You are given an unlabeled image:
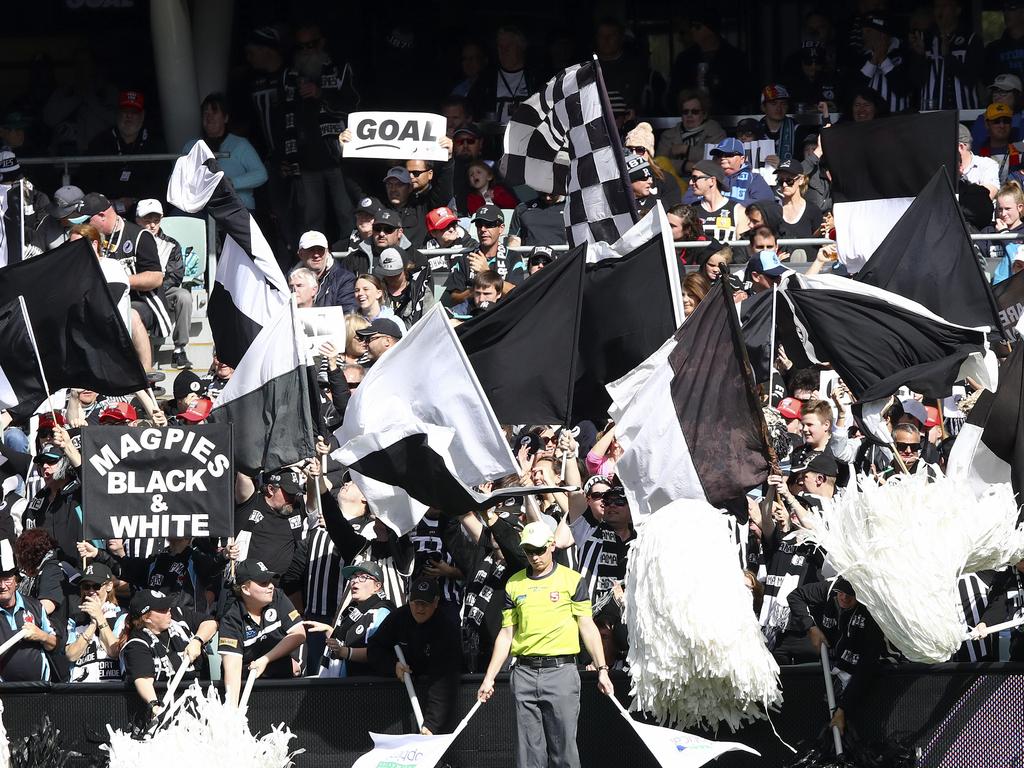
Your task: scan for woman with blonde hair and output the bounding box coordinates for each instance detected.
[987,181,1024,282]
[626,121,682,207]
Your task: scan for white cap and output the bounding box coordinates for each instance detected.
[520,521,555,549]
[298,230,329,250]
[136,198,163,218]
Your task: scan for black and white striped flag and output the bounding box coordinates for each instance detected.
[821,111,959,274]
[502,60,637,247]
[166,141,289,368]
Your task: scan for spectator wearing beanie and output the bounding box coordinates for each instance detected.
[625,122,681,207]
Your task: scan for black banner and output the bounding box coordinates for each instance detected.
[994,270,1024,339]
[81,425,233,539]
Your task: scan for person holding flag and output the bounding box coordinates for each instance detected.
[477,521,613,768]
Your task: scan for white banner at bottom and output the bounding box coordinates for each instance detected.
[351,700,482,768]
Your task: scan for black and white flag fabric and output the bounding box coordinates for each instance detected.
[456,243,586,425]
[502,60,637,247]
[573,203,684,424]
[993,269,1024,339]
[855,166,1002,333]
[947,339,1024,505]
[821,110,958,274]
[81,424,234,539]
[607,278,772,517]
[781,272,995,403]
[209,302,314,476]
[166,141,289,368]
[0,298,39,411]
[0,238,148,419]
[333,304,535,535]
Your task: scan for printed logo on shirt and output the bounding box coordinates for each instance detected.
[249,510,264,524]
[265,608,277,623]
[221,637,238,648]
[288,610,300,621]
[549,591,560,603]
[123,239,133,254]
[288,515,302,530]
[356,625,365,635]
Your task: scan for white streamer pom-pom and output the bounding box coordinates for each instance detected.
[801,473,1024,664]
[624,499,782,732]
[105,684,301,768]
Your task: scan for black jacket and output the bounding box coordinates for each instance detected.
[788,580,884,709]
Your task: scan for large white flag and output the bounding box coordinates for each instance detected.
[352,701,482,768]
[333,304,520,535]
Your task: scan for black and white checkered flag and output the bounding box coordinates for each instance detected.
[502,61,637,247]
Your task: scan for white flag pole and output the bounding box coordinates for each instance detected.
[18,296,58,425]
[968,614,1024,639]
[239,667,261,710]
[160,653,193,708]
[394,644,425,731]
[0,628,27,658]
[767,283,778,398]
[820,643,844,756]
[18,181,26,262]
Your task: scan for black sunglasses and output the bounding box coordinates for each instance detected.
[588,490,609,500]
[522,545,547,556]
[373,224,397,233]
[895,442,920,453]
[990,117,1013,125]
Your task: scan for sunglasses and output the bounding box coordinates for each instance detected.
[779,177,799,186]
[680,108,703,115]
[79,582,101,592]
[455,137,479,145]
[895,442,920,453]
[522,545,547,556]
[372,224,397,233]
[587,490,610,500]
[689,174,710,184]
[604,494,627,506]
[407,169,430,177]
[990,117,1013,125]
[626,146,648,154]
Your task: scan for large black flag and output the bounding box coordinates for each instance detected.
[822,110,958,273]
[456,244,585,425]
[855,167,1003,334]
[783,273,990,402]
[0,239,147,419]
[0,299,39,412]
[573,228,681,424]
[739,288,813,384]
[610,278,772,515]
[948,345,1024,505]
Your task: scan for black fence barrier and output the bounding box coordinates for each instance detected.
[1,664,1022,767]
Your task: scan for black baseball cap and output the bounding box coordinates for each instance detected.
[355,317,404,341]
[776,159,803,176]
[33,445,65,465]
[833,577,856,597]
[471,205,504,225]
[81,192,112,217]
[375,208,402,229]
[80,562,115,585]
[453,123,483,139]
[790,452,839,478]
[528,246,554,266]
[342,562,385,582]
[129,589,173,618]
[264,468,304,496]
[235,559,277,584]
[173,370,207,401]
[356,196,382,217]
[409,576,439,602]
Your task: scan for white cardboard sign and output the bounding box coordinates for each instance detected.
[343,112,448,161]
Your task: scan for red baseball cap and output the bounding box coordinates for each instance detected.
[99,402,138,424]
[118,90,144,112]
[924,405,941,429]
[37,412,68,429]
[178,397,213,423]
[777,397,803,420]
[426,207,458,232]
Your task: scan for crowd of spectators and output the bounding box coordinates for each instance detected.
[0,1,1023,746]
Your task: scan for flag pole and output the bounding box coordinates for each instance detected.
[591,54,639,223]
[394,644,426,731]
[768,284,778,400]
[820,643,844,756]
[17,296,58,425]
[19,180,26,262]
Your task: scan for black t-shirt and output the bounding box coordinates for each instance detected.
[102,220,163,303]
[121,605,207,683]
[691,198,743,242]
[234,492,304,578]
[778,200,824,240]
[509,199,567,247]
[217,590,302,678]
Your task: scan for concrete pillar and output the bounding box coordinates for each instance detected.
[192,0,235,102]
[150,0,201,152]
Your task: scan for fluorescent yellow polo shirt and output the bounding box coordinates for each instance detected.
[502,563,591,657]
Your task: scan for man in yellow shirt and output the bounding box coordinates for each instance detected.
[478,522,613,768]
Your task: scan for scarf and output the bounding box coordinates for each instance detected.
[282,58,349,168]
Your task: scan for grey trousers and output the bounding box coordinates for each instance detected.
[511,663,581,768]
[164,286,193,349]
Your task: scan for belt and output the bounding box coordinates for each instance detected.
[515,655,576,669]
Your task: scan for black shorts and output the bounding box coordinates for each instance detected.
[131,300,157,334]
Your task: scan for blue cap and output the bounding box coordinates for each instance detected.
[710,137,745,157]
[745,250,789,280]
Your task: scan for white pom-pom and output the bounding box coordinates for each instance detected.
[104,684,301,768]
[801,473,1024,664]
[624,499,782,731]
